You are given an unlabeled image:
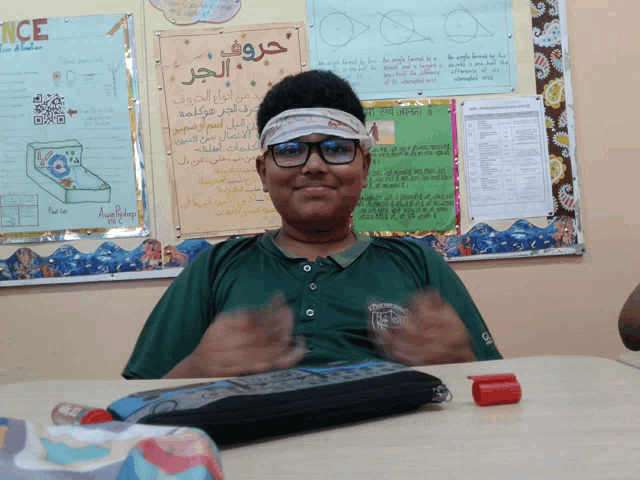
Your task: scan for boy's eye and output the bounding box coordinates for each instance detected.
[274,142,306,156]
[322,140,353,154]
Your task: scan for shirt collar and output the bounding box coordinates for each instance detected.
[261,229,370,268]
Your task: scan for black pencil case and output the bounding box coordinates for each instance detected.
[107,360,451,446]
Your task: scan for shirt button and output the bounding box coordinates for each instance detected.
[309,283,318,291]
[306,309,315,317]
[303,264,311,273]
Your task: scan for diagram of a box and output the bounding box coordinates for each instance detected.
[26,140,111,204]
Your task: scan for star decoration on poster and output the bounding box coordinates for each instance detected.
[250,80,256,87]
[236,63,243,70]
[286,32,292,39]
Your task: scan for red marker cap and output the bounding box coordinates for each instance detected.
[51,403,113,425]
[467,373,522,406]
[80,408,113,425]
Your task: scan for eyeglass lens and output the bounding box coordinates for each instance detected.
[271,139,357,166]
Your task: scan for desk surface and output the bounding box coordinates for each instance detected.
[618,349,640,368]
[1,355,639,479]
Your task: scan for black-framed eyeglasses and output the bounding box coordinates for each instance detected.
[267,139,360,168]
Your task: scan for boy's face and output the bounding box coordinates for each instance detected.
[256,133,371,232]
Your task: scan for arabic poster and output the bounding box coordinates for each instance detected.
[307,0,517,99]
[354,100,459,235]
[155,23,307,238]
[150,0,241,25]
[0,14,148,244]
[461,96,554,221]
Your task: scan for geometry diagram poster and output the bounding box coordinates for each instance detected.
[308,0,517,99]
[0,14,148,243]
[155,23,307,238]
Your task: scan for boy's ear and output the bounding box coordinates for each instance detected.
[362,151,372,188]
[256,155,268,192]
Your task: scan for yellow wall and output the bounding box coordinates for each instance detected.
[1,0,636,384]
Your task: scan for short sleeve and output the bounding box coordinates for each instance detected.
[420,245,503,361]
[122,248,217,379]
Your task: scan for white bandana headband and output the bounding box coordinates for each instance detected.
[259,107,376,151]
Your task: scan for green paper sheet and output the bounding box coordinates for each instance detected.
[355,104,456,233]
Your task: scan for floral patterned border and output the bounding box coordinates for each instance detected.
[531,0,575,217]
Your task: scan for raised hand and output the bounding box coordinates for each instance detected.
[375,290,475,366]
[164,294,307,378]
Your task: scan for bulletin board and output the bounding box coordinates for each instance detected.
[0,0,583,286]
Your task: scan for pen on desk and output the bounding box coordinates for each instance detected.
[51,403,113,425]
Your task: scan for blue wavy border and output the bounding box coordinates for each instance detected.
[411,216,576,259]
[0,218,577,282]
[0,239,162,281]
[164,217,576,263]
[163,239,213,267]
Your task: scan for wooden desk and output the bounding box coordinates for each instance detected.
[1,356,639,479]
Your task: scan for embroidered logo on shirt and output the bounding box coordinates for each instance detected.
[368,302,409,335]
[482,332,494,345]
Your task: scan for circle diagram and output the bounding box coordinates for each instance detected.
[320,12,354,48]
[380,10,414,45]
[445,9,481,43]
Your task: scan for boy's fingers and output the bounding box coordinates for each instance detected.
[409,290,446,319]
[422,289,446,310]
[264,293,286,315]
[273,336,308,369]
[253,296,294,345]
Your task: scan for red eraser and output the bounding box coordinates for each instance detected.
[467,373,522,406]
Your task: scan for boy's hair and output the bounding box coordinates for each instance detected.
[256,70,365,136]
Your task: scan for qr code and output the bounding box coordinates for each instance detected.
[33,94,65,125]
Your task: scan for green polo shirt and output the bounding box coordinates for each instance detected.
[123,232,501,378]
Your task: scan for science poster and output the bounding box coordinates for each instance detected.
[0,14,147,243]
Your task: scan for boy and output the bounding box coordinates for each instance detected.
[123,70,501,379]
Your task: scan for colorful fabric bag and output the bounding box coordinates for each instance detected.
[0,417,224,479]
